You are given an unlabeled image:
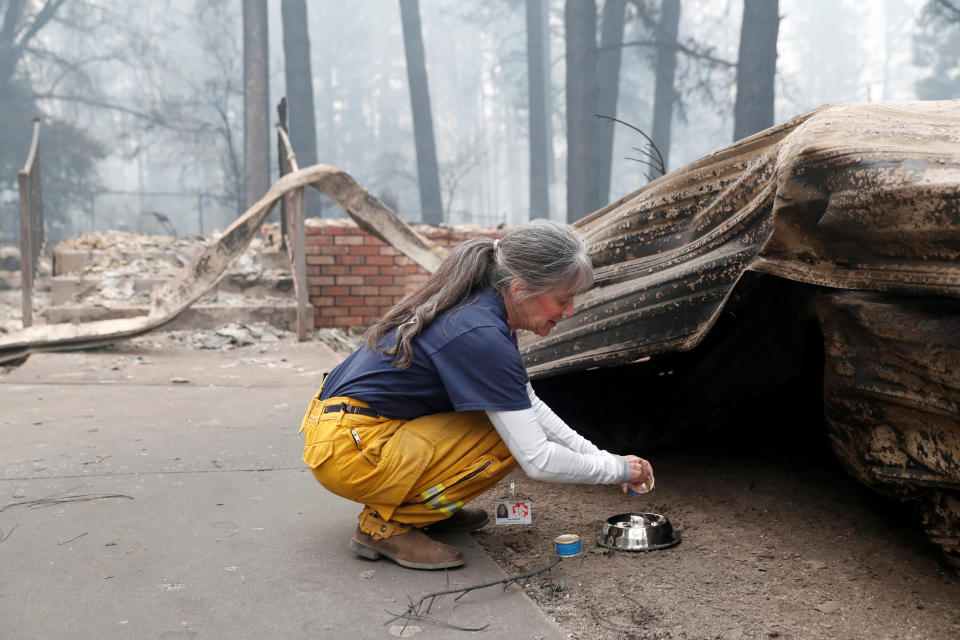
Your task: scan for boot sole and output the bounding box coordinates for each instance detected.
[349,537,464,570]
[424,512,490,533]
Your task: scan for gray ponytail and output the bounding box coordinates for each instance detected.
[364,219,593,367]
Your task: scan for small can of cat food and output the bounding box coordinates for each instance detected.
[554,533,581,556]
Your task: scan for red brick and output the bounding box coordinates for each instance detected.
[366,296,395,306]
[325,265,350,275]
[341,316,366,326]
[354,265,379,276]
[340,254,363,265]
[366,275,393,286]
[380,286,406,296]
[379,265,404,276]
[350,306,380,316]
[308,286,322,296]
[336,275,364,286]
[366,255,394,266]
[320,306,348,316]
[405,264,422,274]
[306,266,321,276]
[350,245,381,256]
[350,286,379,296]
[334,234,364,245]
[380,246,401,256]
[393,255,411,265]
[336,296,363,306]
[326,245,350,255]
[306,234,332,245]
[324,226,346,235]
[324,286,349,296]
[312,296,334,307]
[306,255,335,265]
[307,275,335,286]
[364,235,385,245]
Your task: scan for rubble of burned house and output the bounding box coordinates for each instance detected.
[0,218,500,354]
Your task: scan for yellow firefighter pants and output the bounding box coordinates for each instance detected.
[299,392,516,540]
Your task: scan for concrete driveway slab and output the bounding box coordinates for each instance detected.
[0,343,567,640]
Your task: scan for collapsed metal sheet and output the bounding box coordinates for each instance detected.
[520,100,960,377]
[0,165,445,364]
[520,99,960,568]
[814,292,960,564]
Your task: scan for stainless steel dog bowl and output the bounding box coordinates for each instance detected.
[596,512,680,551]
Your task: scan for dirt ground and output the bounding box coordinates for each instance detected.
[472,445,960,640]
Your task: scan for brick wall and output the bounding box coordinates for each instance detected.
[301,218,500,330]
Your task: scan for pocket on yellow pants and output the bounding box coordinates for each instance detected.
[354,426,434,508]
[303,440,334,468]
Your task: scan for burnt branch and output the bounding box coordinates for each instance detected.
[934,0,960,20]
[386,556,562,633]
[595,115,666,177]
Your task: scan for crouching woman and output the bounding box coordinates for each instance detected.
[299,219,653,569]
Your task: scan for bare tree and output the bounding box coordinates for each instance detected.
[914,0,960,99]
[525,0,550,219]
[281,0,321,218]
[733,0,779,141]
[651,0,681,173]
[565,0,598,222]
[243,0,270,212]
[595,0,627,205]
[399,0,443,225]
[0,0,106,241]
[0,0,67,88]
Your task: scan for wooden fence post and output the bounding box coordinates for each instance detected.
[276,110,310,341]
[18,119,43,328]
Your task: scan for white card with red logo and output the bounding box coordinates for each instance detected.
[494,499,532,525]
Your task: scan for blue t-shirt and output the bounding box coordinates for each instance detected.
[320,287,532,420]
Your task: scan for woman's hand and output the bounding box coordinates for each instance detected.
[619,455,654,493]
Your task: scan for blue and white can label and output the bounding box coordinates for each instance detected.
[555,533,581,556]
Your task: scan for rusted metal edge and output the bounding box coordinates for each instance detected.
[522,100,960,379]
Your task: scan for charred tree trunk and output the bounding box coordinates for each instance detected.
[243,0,271,213]
[733,0,780,141]
[526,0,551,219]
[399,0,443,224]
[281,0,322,218]
[595,0,626,204]
[565,0,599,222]
[651,0,681,174]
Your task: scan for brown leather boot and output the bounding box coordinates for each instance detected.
[424,508,489,533]
[349,526,464,570]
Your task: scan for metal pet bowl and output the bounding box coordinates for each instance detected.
[596,512,680,551]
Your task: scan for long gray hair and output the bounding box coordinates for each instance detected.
[364,219,593,367]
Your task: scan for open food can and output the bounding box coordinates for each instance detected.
[554,533,581,556]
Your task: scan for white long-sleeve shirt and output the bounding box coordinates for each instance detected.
[486,383,631,484]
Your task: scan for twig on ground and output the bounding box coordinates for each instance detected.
[58,532,87,545]
[391,612,489,633]
[0,524,17,542]
[1,491,134,513]
[386,556,562,632]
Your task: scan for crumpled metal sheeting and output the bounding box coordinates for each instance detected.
[814,291,960,567]
[522,100,960,378]
[814,292,960,486]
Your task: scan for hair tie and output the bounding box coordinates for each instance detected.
[493,238,500,252]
